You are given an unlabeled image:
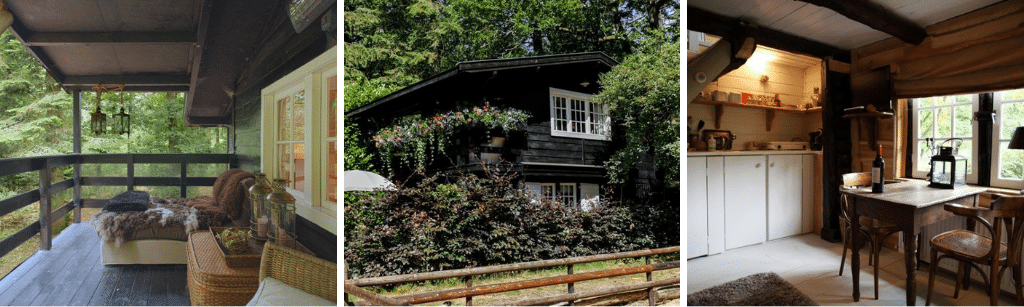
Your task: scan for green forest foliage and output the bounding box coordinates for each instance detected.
[0,31,226,199]
[343,0,680,176]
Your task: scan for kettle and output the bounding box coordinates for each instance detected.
[809,128,823,150]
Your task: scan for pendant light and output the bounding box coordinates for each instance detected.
[90,84,107,135]
[111,86,130,135]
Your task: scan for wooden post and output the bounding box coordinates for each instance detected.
[645,256,653,306]
[39,158,52,251]
[465,276,473,306]
[180,162,188,198]
[126,154,135,190]
[72,89,82,223]
[568,264,575,306]
[645,256,652,281]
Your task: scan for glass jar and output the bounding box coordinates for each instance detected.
[248,173,273,241]
[267,179,297,248]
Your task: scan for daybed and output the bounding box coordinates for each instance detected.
[91,169,255,265]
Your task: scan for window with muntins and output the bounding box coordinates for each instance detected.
[261,46,337,233]
[912,94,978,184]
[992,88,1024,187]
[550,88,609,140]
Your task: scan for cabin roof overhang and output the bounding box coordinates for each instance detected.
[3,0,294,126]
[345,52,619,121]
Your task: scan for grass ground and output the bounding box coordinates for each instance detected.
[352,257,681,306]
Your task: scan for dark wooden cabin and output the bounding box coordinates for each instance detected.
[347,52,636,206]
[0,1,337,305]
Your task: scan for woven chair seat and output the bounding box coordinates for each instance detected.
[930,229,1008,261]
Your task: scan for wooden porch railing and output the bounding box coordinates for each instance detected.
[0,153,234,260]
[344,246,681,306]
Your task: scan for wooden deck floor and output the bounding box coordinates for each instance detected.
[0,222,189,306]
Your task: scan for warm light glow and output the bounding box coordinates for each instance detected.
[746,49,776,75]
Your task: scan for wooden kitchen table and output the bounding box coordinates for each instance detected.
[841,180,985,306]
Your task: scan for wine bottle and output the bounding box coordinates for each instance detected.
[872,145,884,193]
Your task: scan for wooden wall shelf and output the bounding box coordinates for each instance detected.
[690,98,823,131]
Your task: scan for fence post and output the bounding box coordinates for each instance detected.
[180,162,188,198]
[645,256,653,306]
[465,275,473,306]
[73,156,82,223]
[38,158,52,251]
[568,263,575,306]
[126,154,135,191]
[72,89,82,223]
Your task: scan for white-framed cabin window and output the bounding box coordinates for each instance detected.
[525,182,600,211]
[261,45,337,234]
[550,88,610,140]
[992,88,1024,189]
[911,94,979,184]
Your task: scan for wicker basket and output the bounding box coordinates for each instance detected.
[260,242,337,302]
[187,231,260,306]
[210,227,315,268]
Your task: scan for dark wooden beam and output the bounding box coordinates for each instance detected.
[63,75,190,87]
[7,19,65,82]
[22,32,196,46]
[688,6,850,62]
[795,0,927,45]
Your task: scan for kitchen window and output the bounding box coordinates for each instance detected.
[550,88,610,140]
[911,94,979,184]
[260,46,337,233]
[992,88,1024,188]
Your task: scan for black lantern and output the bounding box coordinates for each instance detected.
[111,107,129,135]
[928,143,967,189]
[89,96,106,135]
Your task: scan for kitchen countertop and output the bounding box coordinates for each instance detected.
[687,150,821,156]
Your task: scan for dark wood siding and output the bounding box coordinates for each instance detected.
[229,3,337,260]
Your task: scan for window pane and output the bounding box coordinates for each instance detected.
[293,143,305,192]
[954,105,972,138]
[1002,102,1024,139]
[278,144,292,185]
[959,140,973,173]
[918,110,933,138]
[935,96,951,106]
[918,97,934,108]
[954,95,973,103]
[292,90,305,140]
[328,75,337,138]
[1000,141,1024,180]
[936,107,952,138]
[1002,89,1024,101]
[918,141,932,172]
[559,183,575,207]
[327,141,337,203]
[277,96,291,141]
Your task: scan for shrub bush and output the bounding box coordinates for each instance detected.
[344,165,661,279]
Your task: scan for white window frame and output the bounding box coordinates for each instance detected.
[260,45,337,234]
[911,94,979,185]
[559,183,576,208]
[549,88,610,141]
[991,89,1024,189]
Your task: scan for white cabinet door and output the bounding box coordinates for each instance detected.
[707,156,725,255]
[802,154,815,234]
[724,155,767,250]
[687,157,709,259]
[768,155,804,240]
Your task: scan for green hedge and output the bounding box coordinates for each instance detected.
[344,169,662,279]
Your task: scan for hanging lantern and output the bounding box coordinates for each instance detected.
[89,90,106,135]
[248,173,273,241]
[928,140,967,189]
[267,179,297,248]
[110,88,130,135]
[111,107,130,135]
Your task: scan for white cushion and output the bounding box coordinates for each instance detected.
[246,277,334,306]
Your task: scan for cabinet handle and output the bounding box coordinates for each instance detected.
[755,163,761,168]
[770,162,775,167]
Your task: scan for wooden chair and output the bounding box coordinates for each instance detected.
[925,194,1024,306]
[839,172,901,299]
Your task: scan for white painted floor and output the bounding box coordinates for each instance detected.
[687,234,1020,306]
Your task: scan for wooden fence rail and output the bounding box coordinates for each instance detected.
[0,153,234,260]
[344,246,680,306]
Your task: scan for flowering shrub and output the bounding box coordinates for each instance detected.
[372,103,529,172]
[344,164,658,279]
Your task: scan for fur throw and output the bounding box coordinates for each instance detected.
[212,169,254,220]
[91,197,231,246]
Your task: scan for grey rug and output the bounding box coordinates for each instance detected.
[687,272,818,306]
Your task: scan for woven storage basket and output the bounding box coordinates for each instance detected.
[187,231,260,306]
[260,242,337,302]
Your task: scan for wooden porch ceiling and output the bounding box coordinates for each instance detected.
[4,0,285,126]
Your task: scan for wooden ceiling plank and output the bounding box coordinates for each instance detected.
[688,6,850,62]
[795,0,928,45]
[23,32,196,46]
[63,75,190,86]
